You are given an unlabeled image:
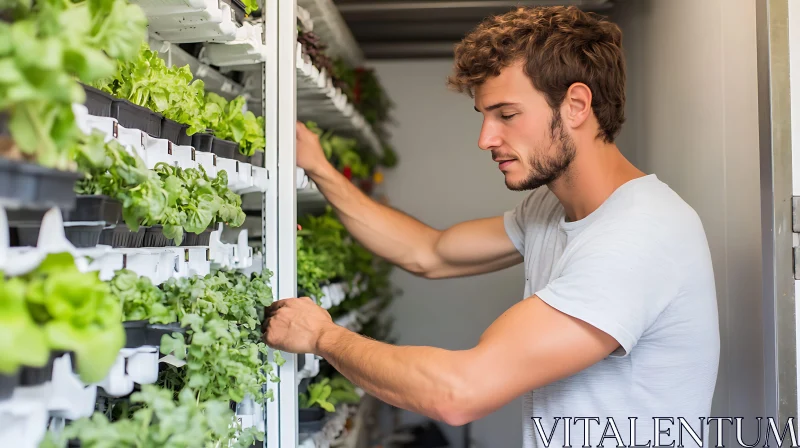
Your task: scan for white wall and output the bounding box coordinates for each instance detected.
[611,0,764,432]
[370,59,526,448]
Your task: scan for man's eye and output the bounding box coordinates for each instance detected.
[501,114,517,120]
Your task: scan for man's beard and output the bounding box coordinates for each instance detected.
[507,111,576,191]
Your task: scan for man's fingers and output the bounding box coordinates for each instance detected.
[265,301,287,313]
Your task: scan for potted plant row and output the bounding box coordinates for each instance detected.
[72,137,246,248]
[0,0,148,214]
[8,195,123,248]
[0,114,82,209]
[83,85,266,168]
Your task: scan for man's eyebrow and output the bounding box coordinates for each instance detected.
[474,102,519,112]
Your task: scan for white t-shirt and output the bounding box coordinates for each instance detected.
[504,174,720,448]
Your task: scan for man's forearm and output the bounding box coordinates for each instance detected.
[315,323,471,423]
[309,164,441,275]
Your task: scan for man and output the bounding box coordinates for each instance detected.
[264,5,719,447]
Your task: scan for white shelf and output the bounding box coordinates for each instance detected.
[296,0,364,67]
[333,298,384,332]
[202,22,268,67]
[140,0,240,43]
[297,5,314,33]
[149,35,246,102]
[299,404,355,448]
[296,43,383,156]
[331,395,376,448]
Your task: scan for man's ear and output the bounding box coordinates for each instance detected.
[563,82,593,129]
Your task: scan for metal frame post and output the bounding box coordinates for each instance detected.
[756,0,796,423]
[276,0,299,446]
[264,0,281,445]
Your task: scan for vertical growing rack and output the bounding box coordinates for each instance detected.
[1,0,276,444]
[267,0,397,446]
[0,0,393,444]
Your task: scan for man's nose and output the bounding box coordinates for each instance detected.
[478,122,502,150]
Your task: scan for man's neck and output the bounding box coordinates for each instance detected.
[548,143,645,222]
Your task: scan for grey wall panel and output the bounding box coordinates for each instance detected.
[611,0,765,436]
[371,58,526,448]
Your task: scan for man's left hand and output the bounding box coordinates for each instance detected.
[262,297,334,354]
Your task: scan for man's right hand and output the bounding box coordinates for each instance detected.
[296,121,330,177]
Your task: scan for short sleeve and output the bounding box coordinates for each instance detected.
[504,208,525,254]
[503,190,546,255]
[535,223,680,357]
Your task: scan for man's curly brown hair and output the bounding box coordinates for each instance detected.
[448,6,626,143]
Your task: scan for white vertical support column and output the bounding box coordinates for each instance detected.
[788,0,800,419]
[263,0,280,445]
[276,0,299,447]
[757,0,796,424]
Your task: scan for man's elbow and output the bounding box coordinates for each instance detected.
[438,408,478,427]
[405,252,446,279]
[429,386,482,427]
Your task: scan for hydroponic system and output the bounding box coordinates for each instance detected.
[0,0,398,446]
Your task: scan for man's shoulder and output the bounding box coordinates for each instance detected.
[594,176,699,223]
[591,179,709,251]
[516,187,563,221]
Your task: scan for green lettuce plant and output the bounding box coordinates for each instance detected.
[0,253,125,384]
[241,0,257,15]
[74,136,168,230]
[300,374,360,413]
[203,93,264,156]
[39,385,263,448]
[0,274,50,375]
[0,0,146,168]
[306,121,370,179]
[95,44,265,156]
[111,269,176,324]
[74,137,244,243]
[154,270,281,403]
[95,43,208,136]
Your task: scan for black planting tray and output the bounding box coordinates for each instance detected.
[181,228,212,246]
[0,111,8,136]
[82,84,115,117]
[124,321,186,348]
[10,196,122,248]
[233,147,250,164]
[298,407,328,433]
[143,225,175,247]
[177,127,193,146]
[99,224,147,248]
[192,132,214,152]
[0,372,19,400]
[250,151,264,168]
[0,158,80,210]
[63,195,122,224]
[160,118,189,146]
[16,224,105,248]
[210,136,237,158]
[111,99,162,137]
[18,353,58,387]
[181,232,198,246]
[197,228,212,245]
